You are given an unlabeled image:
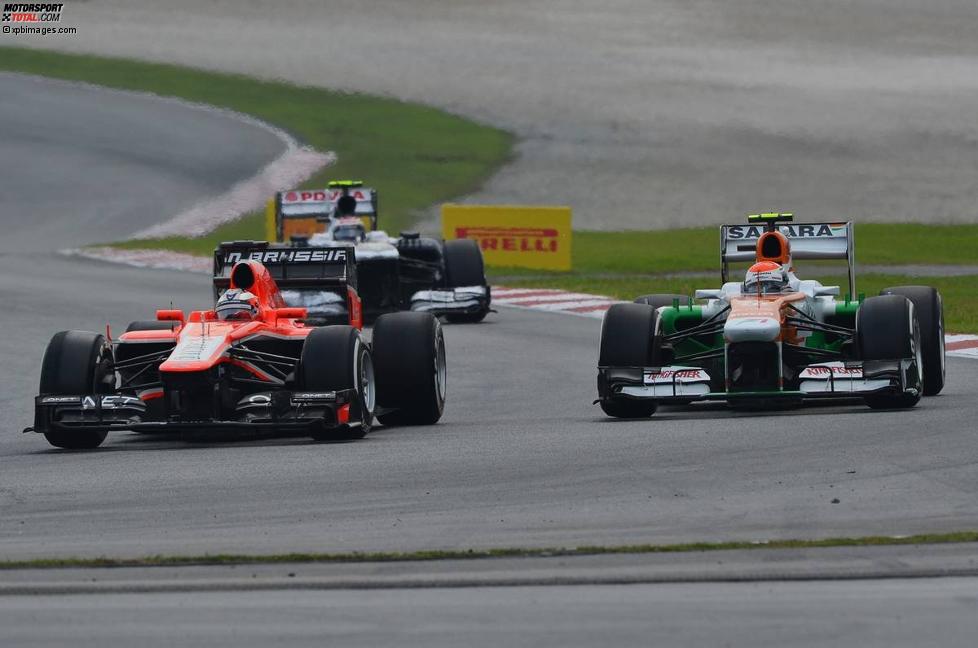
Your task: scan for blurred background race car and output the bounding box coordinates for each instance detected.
[267,180,491,322]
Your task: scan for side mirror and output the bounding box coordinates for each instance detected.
[274,307,307,320]
[814,286,841,297]
[156,309,185,323]
[694,289,723,300]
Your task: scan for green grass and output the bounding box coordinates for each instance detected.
[3,531,977,570]
[0,46,513,247]
[494,224,978,278]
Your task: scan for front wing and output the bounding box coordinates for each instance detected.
[598,360,919,404]
[409,286,490,317]
[26,389,359,436]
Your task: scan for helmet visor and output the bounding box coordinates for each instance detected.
[744,278,788,295]
[333,224,364,241]
[216,302,257,320]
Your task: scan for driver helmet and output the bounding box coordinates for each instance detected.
[216,288,259,321]
[336,194,358,217]
[330,217,366,242]
[744,261,789,295]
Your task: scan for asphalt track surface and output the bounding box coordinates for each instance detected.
[3,75,978,645]
[3,576,978,648]
[15,0,978,228]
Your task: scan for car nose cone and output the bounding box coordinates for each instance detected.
[724,317,781,343]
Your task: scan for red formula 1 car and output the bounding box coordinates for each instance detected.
[26,244,447,449]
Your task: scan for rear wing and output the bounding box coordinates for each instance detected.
[269,186,379,242]
[213,241,357,299]
[720,222,855,296]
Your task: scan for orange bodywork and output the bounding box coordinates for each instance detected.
[723,230,806,343]
[756,231,792,265]
[282,216,324,242]
[727,292,807,344]
[118,260,360,383]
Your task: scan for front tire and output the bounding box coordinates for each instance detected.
[857,295,923,409]
[880,286,945,396]
[444,239,489,323]
[300,326,374,441]
[597,303,659,418]
[373,312,446,426]
[599,399,657,418]
[39,331,113,449]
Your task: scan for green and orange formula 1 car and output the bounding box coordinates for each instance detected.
[597,213,945,418]
[27,244,447,449]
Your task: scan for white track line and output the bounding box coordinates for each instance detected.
[132,148,333,240]
[493,287,622,319]
[946,334,978,358]
[19,72,336,257]
[500,292,618,305]
[69,247,212,273]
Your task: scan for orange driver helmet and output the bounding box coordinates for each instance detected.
[744,261,789,294]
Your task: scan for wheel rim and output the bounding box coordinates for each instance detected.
[912,306,923,393]
[360,348,376,415]
[94,341,114,394]
[938,296,946,382]
[434,327,447,403]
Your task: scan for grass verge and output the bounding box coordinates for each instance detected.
[0,46,513,246]
[3,531,977,570]
[495,224,978,277]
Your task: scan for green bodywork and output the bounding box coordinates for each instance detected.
[658,299,861,368]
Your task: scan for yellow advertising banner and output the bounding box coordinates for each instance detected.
[441,205,572,271]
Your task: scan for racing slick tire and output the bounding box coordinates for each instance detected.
[857,295,923,410]
[880,286,945,396]
[373,312,446,426]
[300,326,375,441]
[598,303,659,418]
[125,321,178,333]
[39,331,113,449]
[633,294,690,310]
[444,239,489,323]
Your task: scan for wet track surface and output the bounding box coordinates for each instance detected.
[19,0,978,229]
[2,72,978,646]
[2,287,978,559]
[3,576,978,648]
[1,75,977,560]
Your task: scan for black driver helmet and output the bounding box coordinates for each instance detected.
[336,195,358,217]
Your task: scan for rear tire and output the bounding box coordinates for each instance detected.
[300,326,374,441]
[597,303,659,418]
[880,286,945,396]
[444,239,489,323]
[857,295,922,409]
[373,312,446,426]
[39,331,112,449]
